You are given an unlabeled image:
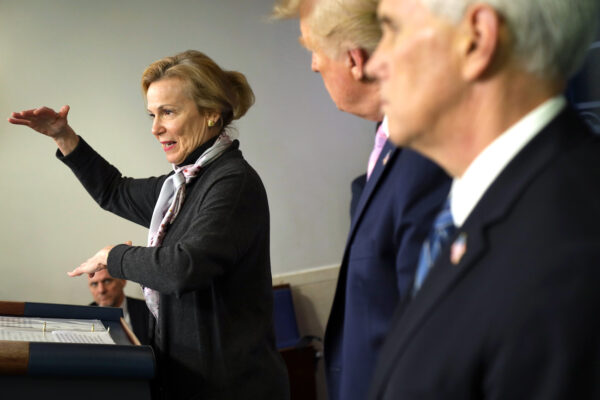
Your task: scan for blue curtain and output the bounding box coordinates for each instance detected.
[567,22,600,134]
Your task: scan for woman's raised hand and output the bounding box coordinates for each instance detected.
[8,105,79,155]
[67,244,112,278]
[9,105,71,137]
[68,241,132,278]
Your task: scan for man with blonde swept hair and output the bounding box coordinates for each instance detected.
[366,0,600,398]
[274,0,384,120]
[272,1,450,399]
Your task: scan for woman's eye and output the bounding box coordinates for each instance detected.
[148,113,155,119]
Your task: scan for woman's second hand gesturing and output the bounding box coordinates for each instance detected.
[67,241,132,278]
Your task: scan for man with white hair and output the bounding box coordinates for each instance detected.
[366,0,600,398]
[272,1,450,399]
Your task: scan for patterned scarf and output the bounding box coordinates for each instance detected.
[143,133,233,319]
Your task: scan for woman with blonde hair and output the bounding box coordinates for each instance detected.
[9,50,289,400]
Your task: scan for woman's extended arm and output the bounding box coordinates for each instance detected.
[8,105,80,156]
[11,105,164,227]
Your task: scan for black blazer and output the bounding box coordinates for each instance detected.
[369,106,600,399]
[66,138,289,400]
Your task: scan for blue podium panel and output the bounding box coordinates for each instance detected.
[2,376,152,400]
[0,301,155,400]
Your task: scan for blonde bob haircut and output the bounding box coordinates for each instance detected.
[272,0,381,59]
[141,50,255,131]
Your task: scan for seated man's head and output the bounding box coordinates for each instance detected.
[88,269,126,307]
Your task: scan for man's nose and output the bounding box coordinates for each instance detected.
[152,117,165,136]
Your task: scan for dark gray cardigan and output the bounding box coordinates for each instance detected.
[60,137,289,400]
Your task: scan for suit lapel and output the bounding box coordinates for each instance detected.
[348,141,398,241]
[325,141,398,342]
[372,107,590,395]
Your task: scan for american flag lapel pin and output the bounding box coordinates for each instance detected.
[382,150,391,166]
[450,232,467,265]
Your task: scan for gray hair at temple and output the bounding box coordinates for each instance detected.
[272,0,381,58]
[421,0,600,80]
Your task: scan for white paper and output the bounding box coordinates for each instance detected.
[52,330,115,344]
[0,316,115,344]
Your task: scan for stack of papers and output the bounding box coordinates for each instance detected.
[0,316,115,344]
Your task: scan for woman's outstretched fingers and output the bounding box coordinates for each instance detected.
[67,244,113,277]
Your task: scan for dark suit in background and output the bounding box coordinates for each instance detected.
[126,296,151,345]
[91,296,151,345]
[567,16,600,133]
[369,107,600,399]
[325,140,450,400]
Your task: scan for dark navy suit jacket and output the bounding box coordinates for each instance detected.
[325,140,450,400]
[350,173,367,219]
[368,107,600,399]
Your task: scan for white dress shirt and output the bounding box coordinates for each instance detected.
[450,96,567,227]
[381,116,389,138]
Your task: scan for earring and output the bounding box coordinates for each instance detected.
[207,120,215,127]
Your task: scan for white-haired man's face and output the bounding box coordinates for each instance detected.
[88,268,126,307]
[367,0,463,150]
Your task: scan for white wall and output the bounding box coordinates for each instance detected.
[0,0,372,304]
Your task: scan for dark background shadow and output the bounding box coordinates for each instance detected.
[567,22,600,133]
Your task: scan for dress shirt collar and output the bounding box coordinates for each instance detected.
[450,95,566,227]
[381,116,390,138]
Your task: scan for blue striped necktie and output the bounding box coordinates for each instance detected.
[412,198,456,295]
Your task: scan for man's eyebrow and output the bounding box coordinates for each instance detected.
[378,15,393,27]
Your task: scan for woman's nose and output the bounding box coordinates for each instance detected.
[152,117,164,136]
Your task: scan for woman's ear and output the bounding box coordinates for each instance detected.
[206,111,221,128]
